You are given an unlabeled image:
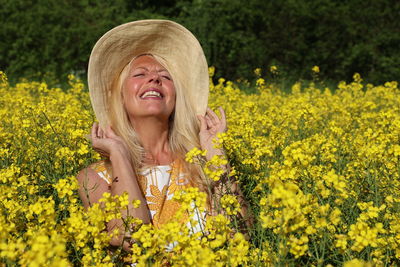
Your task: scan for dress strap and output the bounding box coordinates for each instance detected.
[90,160,112,184]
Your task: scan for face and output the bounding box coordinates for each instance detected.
[122,55,176,123]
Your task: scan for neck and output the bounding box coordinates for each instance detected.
[131,116,173,165]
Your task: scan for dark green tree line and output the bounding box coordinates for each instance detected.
[1,0,399,84]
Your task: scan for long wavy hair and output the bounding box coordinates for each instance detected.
[108,54,207,192]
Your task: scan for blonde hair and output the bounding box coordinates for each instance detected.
[108,54,207,191]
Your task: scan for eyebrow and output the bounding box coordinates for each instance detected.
[132,67,169,72]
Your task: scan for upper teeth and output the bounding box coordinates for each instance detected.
[141,91,161,98]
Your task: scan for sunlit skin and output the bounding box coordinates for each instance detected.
[120,55,176,165]
[78,55,228,250]
[123,55,176,124]
[3,69,400,265]
[93,55,227,163]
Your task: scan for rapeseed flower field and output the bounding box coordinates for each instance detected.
[1,69,400,266]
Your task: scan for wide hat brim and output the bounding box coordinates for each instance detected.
[88,19,209,127]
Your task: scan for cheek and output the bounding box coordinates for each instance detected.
[122,81,138,100]
[123,79,141,94]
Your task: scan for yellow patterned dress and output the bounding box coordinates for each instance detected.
[91,159,205,231]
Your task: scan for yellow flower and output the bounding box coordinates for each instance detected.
[343,259,373,267]
[220,194,241,215]
[270,65,278,73]
[2,68,400,265]
[185,147,207,163]
[312,65,320,73]
[208,66,215,78]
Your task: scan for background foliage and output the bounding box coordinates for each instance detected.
[1,0,399,84]
[1,69,400,265]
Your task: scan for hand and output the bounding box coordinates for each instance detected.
[197,107,227,161]
[90,123,130,161]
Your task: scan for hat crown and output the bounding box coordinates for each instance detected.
[88,19,209,127]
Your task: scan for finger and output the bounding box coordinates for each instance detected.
[91,123,98,140]
[219,107,227,130]
[97,125,104,138]
[207,107,219,125]
[205,114,214,128]
[197,115,207,132]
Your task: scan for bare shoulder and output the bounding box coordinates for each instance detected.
[76,165,100,184]
[77,160,112,182]
[76,160,111,209]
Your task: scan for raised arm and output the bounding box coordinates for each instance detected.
[197,106,227,210]
[197,107,253,227]
[77,123,151,250]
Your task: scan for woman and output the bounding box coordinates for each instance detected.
[77,20,245,250]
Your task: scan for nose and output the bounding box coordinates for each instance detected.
[148,72,161,84]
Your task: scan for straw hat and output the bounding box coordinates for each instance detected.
[88,19,209,127]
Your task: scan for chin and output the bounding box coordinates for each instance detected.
[138,110,172,120]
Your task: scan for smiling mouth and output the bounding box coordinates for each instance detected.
[140,90,163,99]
